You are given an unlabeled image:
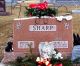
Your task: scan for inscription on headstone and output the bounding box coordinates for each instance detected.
[0,0,5,12]
[18,41,34,48]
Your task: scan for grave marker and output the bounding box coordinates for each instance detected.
[0,0,6,15]
[13,16,73,57]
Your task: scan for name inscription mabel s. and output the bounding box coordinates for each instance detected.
[29,25,56,31]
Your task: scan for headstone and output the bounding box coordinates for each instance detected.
[13,16,73,57]
[0,0,6,15]
[42,0,55,3]
[71,45,80,62]
[5,0,17,6]
[72,10,80,14]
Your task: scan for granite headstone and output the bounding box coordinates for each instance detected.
[0,0,5,12]
[5,0,17,6]
[0,0,7,15]
[13,16,73,58]
[71,45,80,62]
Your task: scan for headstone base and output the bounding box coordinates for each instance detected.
[0,12,10,16]
[1,51,26,63]
[1,52,15,63]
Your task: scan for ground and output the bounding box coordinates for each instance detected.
[0,4,80,59]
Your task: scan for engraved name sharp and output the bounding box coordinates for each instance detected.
[29,25,56,31]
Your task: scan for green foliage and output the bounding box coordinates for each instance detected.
[46,8,58,16]
[22,54,37,66]
[51,58,73,66]
[24,7,58,18]
[50,56,63,65]
[23,61,37,66]
[61,59,73,66]
[10,54,37,66]
[16,56,23,63]
[14,56,23,66]
[9,53,73,66]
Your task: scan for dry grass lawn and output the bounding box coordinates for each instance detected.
[0,5,80,58]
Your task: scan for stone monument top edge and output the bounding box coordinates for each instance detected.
[14,16,55,20]
[14,15,72,21]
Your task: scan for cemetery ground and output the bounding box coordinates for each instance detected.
[0,4,80,65]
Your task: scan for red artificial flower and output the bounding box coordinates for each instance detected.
[37,1,48,10]
[44,1,48,8]
[29,1,48,10]
[29,4,37,8]
[54,63,63,66]
[37,3,45,10]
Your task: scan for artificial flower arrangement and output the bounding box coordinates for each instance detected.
[36,41,63,66]
[51,49,63,66]
[24,1,58,18]
[36,49,63,66]
[9,45,73,66]
[9,42,73,66]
